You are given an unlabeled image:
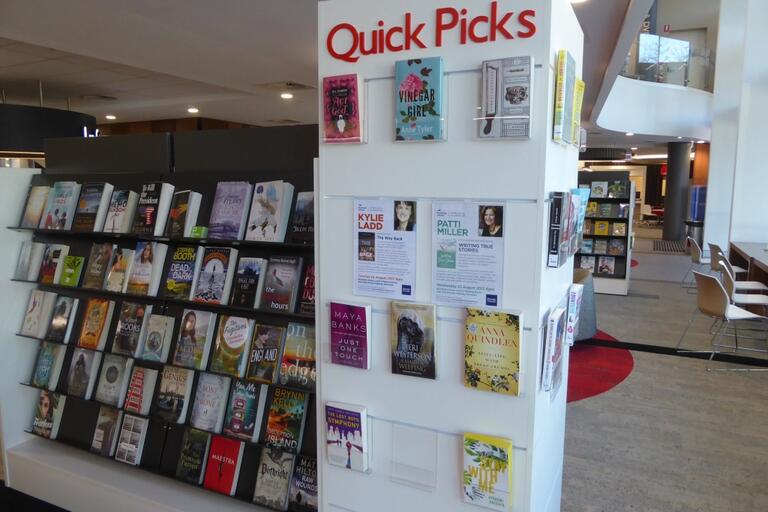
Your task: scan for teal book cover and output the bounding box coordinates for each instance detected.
[395,57,444,141]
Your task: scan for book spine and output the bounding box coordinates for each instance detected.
[547,193,564,268]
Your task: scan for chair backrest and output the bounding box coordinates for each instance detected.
[641,204,653,215]
[719,261,736,299]
[717,253,736,277]
[693,271,730,319]
[688,236,705,264]
[707,242,724,272]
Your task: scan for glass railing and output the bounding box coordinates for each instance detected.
[621,32,714,92]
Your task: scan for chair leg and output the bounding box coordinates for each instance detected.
[734,321,739,351]
[675,308,699,352]
[708,319,768,372]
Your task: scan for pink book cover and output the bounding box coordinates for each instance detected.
[330,302,368,369]
[322,74,362,143]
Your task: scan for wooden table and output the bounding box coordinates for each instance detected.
[730,242,768,284]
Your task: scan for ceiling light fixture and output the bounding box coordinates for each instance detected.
[280,92,294,100]
[187,107,199,114]
[625,132,634,136]
[105,115,116,120]
[696,140,706,144]
[677,136,683,139]
[630,147,638,151]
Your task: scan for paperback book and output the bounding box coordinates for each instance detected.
[165,246,200,300]
[462,432,513,511]
[190,372,231,433]
[172,309,217,370]
[593,239,608,255]
[66,348,102,399]
[464,308,522,396]
[287,456,318,512]
[289,191,314,244]
[230,256,267,308]
[82,243,115,289]
[390,302,437,379]
[597,256,616,275]
[253,447,295,510]
[566,283,585,346]
[72,182,114,232]
[203,435,244,496]
[104,248,134,293]
[191,246,238,305]
[580,239,594,254]
[608,238,626,256]
[479,56,533,139]
[123,366,160,416]
[19,185,49,228]
[246,324,285,384]
[103,189,138,234]
[137,314,175,363]
[58,255,84,287]
[132,182,174,236]
[264,386,309,453]
[90,406,122,457]
[278,322,316,392]
[590,181,608,199]
[115,414,148,466]
[44,295,79,344]
[260,255,303,314]
[39,181,81,230]
[208,181,253,240]
[330,301,371,370]
[612,222,627,236]
[21,290,57,339]
[210,315,254,378]
[94,354,134,408]
[579,255,596,272]
[153,365,194,424]
[322,74,364,143]
[223,379,268,442]
[175,428,211,485]
[325,401,369,472]
[593,221,610,236]
[607,180,629,199]
[76,298,115,351]
[126,241,168,296]
[166,190,202,238]
[38,244,69,285]
[14,241,45,281]
[552,49,575,145]
[32,390,66,439]
[30,342,66,390]
[245,180,295,243]
[112,302,150,356]
[297,262,315,315]
[395,56,444,141]
[542,307,566,392]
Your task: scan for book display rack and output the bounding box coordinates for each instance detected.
[2,129,318,511]
[576,171,635,295]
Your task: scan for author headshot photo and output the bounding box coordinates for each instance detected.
[394,200,416,231]
[479,205,503,237]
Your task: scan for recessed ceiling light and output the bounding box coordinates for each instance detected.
[696,140,706,144]
[187,107,199,114]
[104,114,116,120]
[625,132,634,136]
[677,136,683,139]
[280,92,294,100]
[630,147,638,151]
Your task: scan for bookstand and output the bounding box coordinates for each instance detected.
[317,1,582,511]
[576,171,635,295]
[0,128,318,512]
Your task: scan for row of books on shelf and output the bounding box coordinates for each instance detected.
[577,255,621,276]
[583,219,627,237]
[21,290,316,389]
[585,201,630,219]
[15,240,314,314]
[18,179,313,243]
[31,388,317,511]
[579,238,627,257]
[584,179,630,200]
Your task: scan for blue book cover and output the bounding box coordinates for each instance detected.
[395,57,444,141]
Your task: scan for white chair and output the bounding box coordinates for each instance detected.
[708,242,748,277]
[715,254,768,293]
[682,236,711,287]
[640,204,656,226]
[721,265,768,315]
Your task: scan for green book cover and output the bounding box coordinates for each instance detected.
[59,256,84,287]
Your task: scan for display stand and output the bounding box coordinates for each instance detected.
[317,1,582,511]
[1,129,318,512]
[576,171,635,296]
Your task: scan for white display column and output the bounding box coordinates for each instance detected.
[316,1,582,511]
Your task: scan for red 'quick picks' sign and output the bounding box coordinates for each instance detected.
[326,1,537,63]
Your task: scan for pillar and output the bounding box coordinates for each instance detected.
[663,142,691,240]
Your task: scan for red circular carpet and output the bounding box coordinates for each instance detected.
[631,258,639,268]
[567,330,634,403]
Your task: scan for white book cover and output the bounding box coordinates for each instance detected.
[245,180,295,243]
[91,407,123,457]
[22,242,47,281]
[190,372,231,433]
[566,283,584,346]
[154,182,175,236]
[95,354,134,408]
[124,367,159,416]
[126,242,168,296]
[103,190,138,233]
[137,314,176,363]
[542,307,566,392]
[20,290,57,339]
[191,247,238,305]
[14,241,33,280]
[325,401,369,472]
[115,414,148,466]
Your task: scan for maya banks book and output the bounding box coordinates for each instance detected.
[464,308,521,396]
[395,57,444,141]
[330,301,371,370]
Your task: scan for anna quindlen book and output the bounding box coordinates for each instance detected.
[103,189,139,234]
[104,248,135,293]
[82,243,115,289]
[137,314,175,363]
[464,308,521,396]
[203,435,244,496]
[31,342,66,391]
[66,347,102,400]
[39,181,81,230]
[289,191,314,244]
[230,256,267,308]
[172,309,217,370]
[132,182,175,236]
[278,322,316,392]
[123,366,159,416]
[190,372,231,433]
[208,181,253,241]
[76,298,115,351]
[165,246,201,300]
[19,185,49,228]
[210,315,254,378]
[246,324,285,385]
[32,390,66,439]
[322,74,364,143]
[115,414,148,466]
[463,432,513,511]
[191,247,238,305]
[44,295,79,344]
[297,262,315,315]
[390,302,437,380]
[330,301,371,370]
[176,428,211,485]
[223,379,268,442]
[264,386,309,453]
[253,447,295,510]
[59,255,84,287]
[38,244,69,285]
[245,180,295,243]
[166,190,202,238]
[287,455,318,512]
[112,302,150,357]
[21,290,57,339]
[126,241,168,296]
[94,353,134,408]
[395,56,444,141]
[72,182,114,232]
[153,365,194,424]
[325,401,369,472]
[259,255,303,314]
[90,405,122,457]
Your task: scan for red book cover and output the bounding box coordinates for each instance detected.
[322,74,362,143]
[203,435,244,496]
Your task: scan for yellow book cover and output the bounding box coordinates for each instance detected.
[594,221,610,236]
[77,298,110,350]
[585,201,598,217]
[464,308,521,396]
[571,79,586,145]
[463,432,513,511]
[552,49,567,142]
